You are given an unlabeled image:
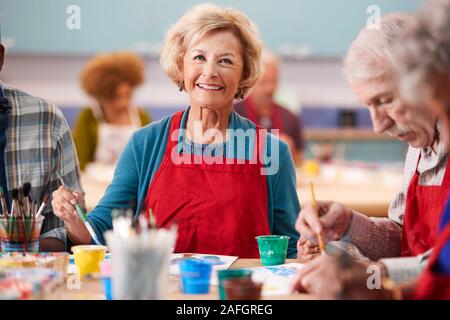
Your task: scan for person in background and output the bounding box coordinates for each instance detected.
[234,49,304,166]
[293,1,450,299]
[73,52,152,172]
[51,4,300,258]
[0,31,83,252]
[293,12,449,293]
[395,0,450,299]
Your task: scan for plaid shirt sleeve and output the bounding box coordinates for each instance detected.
[380,249,432,284]
[40,105,83,244]
[2,83,83,247]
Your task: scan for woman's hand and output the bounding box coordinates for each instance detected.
[51,186,91,244]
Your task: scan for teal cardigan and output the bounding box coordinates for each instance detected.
[84,108,301,257]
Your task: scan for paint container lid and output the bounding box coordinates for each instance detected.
[100,261,112,277]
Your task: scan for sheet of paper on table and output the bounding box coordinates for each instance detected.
[247,263,305,296]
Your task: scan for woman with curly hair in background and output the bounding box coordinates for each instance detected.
[73,51,152,172]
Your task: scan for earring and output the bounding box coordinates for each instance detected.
[236,88,245,101]
[179,81,185,92]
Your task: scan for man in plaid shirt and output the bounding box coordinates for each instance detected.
[294,12,449,292]
[0,37,83,251]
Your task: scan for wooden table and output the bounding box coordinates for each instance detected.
[47,259,314,300]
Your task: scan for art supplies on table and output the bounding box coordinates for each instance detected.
[179,259,213,294]
[169,253,238,276]
[0,268,64,300]
[0,252,69,278]
[170,253,238,290]
[71,245,108,279]
[0,183,49,253]
[243,263,305,296]
[255,235,290,266]
[104,210,177,300]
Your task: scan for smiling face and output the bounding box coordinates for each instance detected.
[351,74,437,148]
[182,30,244,111]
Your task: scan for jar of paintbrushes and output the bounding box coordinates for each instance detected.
[0,183,48,252]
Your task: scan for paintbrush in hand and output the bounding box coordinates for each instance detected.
[309,182,326,254]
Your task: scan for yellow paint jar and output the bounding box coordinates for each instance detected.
[71,245,108,279]
[304,160,320,177]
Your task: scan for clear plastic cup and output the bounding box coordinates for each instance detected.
[0,217,44,252]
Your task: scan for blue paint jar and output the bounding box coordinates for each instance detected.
[179,259,212,294]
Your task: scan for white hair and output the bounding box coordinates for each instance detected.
[395,0,450,105]
[343,13,414,85]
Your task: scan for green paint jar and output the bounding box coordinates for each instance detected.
[255,235,290,266]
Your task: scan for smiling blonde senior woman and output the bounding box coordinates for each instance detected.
[51,4,300,258]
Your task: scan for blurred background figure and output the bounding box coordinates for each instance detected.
[234,49,304,166]
[73,51,152,176]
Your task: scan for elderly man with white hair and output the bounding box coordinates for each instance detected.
[292,10,449,299]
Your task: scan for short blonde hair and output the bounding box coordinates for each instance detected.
[80,51,145,100]
[343,13,413,85]
[160,3,263,98]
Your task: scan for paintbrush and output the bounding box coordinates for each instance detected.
[35,194,49,219]
[148,208,156,229]
[309,182,325,254]
[9,189,21,237]
[22,182,32,219]
[55,171,102,245]
[0,186,9,218]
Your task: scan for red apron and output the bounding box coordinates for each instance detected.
[143,111,271,258]
[401,155,450,257]
[245,97,284,132]
[414,223,450,300]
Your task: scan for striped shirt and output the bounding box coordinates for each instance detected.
[0,81,83,244]
[344,125,449,283]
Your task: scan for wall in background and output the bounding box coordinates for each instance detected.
[1,0,420,57]
[0,54,408,163]
[0,55,360,110]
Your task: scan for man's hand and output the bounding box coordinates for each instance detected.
[291,253,393,299]
[296,201,354,243]
[297,238,321,261]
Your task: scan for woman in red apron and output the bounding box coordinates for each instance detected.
[50,5,300,256]
[143,110,270,258]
